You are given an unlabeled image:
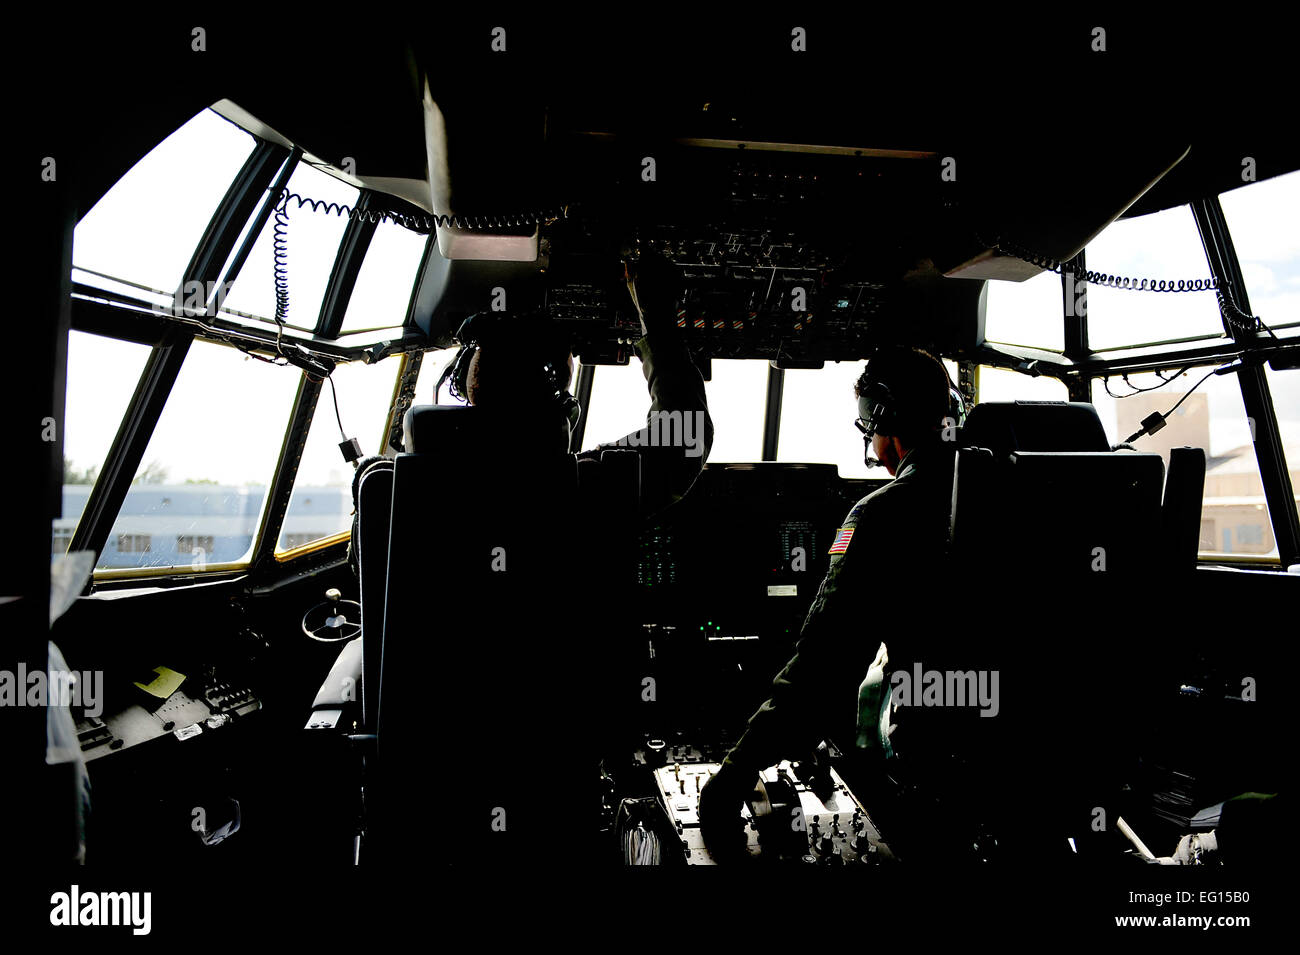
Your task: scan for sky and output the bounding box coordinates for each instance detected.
[64,108,1299,553]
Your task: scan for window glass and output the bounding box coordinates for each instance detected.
[778,361,870,477]
[1085,205,1224,351]
[277,357,401,552]
[338,221,428,335]
[413,345,465,405]
[56,332,153,556]
[984,269,1064,351]
[98,340,301,571]
[1264,365,1300,540]
[220,163,358,329]
[412,346,466,405]
[73,109,257,296]
[702,360,767,462]
[583,361,654,448]
[1091,368,1278,559]
[1220,171,1300,338]
[976,366,1068,403]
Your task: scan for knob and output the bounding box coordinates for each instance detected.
[325,588,341,603]
[817,833,835,855]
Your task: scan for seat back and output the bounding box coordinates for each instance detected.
[950,402,1164,575]
[957,400,1111,455]
[370,405,598,863]
[1161,446,1206,570]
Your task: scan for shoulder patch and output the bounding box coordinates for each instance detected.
[828,527,855,555]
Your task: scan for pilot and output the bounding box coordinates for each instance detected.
[430,254,715,861]
[454,250,714,513]
[698,346,958,858]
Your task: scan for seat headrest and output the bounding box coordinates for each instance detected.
[402,404,570,457]
[958,401,1109,455]
[404,404,492,454]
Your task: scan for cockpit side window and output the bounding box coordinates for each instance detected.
[983,268,1065,353]
[1092,367,1280,560]
[338,221,429,337]
[218,163,358,331]
[975,365,1069,403]
[56,332,153,558]
[1263,366,1299,532]
[1219,170,1300,341]
[275,357,402,555]
[1214,166,1299,558]
[95,339,300,575]
[73,109,256,306]
[1085,205,1225,352]
[413,346,460,406]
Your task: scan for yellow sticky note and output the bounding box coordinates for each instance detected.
[133,666,186,699]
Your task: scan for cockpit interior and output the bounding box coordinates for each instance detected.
[10,13,1296,936]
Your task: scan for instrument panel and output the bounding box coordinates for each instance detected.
[651,758,893,865]
[542,222,891,365]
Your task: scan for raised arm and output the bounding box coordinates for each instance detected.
[580,253,714,515]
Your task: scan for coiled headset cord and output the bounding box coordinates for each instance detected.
[979,233,1276,340]
[270,188,569,333]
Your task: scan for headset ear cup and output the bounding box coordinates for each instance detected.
[556,392,580,450]
[863,379,897,437]
[562,393,581,432]
[947,386,967,427]
[450,345,476,402]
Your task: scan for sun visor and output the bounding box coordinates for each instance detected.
[941,143,1190,282]
[423,82,539,262]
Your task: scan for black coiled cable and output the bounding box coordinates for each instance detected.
[268,188,569,335]
[979,233,1220,293]
[272,200,290,350]
[978,233,1275,338]
[1216,284,1278,339]
[276,189,568,233]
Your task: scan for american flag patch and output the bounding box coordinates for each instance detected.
[828,527,854,555]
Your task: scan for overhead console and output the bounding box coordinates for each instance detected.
[414,134,984,362]
[402,97,1192,364]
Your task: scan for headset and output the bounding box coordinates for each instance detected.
[856,351,968,468]
[435,311,582,441]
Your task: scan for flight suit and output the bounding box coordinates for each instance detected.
[718,437,955,778]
